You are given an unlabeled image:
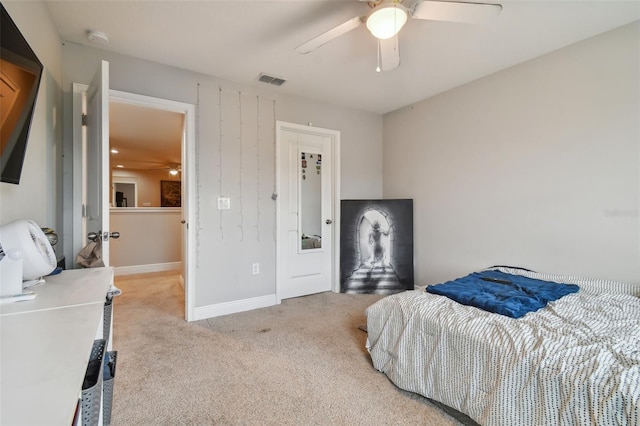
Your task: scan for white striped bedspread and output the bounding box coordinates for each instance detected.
[365,268,640,426]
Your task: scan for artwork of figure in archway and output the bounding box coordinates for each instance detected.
[340,199,413,294]
[360,212,391,269]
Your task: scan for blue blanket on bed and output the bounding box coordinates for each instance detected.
[426,270,579,318]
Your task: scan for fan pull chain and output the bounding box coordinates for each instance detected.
[376,39,381,73]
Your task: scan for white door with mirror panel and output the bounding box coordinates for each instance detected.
[277,121,340,301]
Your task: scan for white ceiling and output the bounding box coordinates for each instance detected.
[43,0,639,168]
[109,101,184,170]
[45,1,639,116]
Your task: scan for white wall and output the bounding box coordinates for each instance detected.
[110,209,181,267]
[383,22,640,285]
[60,43,383,309]
[112,169,181,207]
[0,2,63,250]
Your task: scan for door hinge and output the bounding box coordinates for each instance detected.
[81,113,88,126]
[82,204,88,218]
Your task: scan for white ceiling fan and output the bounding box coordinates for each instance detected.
[149,163,182,176]
[296,0,502,72]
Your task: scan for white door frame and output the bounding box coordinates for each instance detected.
[275,121,341,303]
[72,85,197,321]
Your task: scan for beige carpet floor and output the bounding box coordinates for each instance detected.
[111,271,464,425]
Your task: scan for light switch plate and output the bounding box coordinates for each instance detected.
[217,197,230,210]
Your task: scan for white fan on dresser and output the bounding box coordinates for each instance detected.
[296,0,502,72]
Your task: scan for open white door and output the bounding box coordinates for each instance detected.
[85,60,111,265]
[74,82,196,320]
[277,122,339,300]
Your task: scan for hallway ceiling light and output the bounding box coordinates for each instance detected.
[169,168,179,176]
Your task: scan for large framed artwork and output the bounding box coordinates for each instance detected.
[340,199,414,294]
[160,180,181,207]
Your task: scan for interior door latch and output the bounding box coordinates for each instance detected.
[88,231,120,241]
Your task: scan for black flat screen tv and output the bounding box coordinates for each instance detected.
[0,2,43,184]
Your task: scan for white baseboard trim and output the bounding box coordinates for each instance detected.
[114,262,182,276]
[193,294,278,320]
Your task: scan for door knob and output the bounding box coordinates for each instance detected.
[87,231,120,241]
[325,219,333,225]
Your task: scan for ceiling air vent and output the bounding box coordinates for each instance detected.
[257,73,286,86]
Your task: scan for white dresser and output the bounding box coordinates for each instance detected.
[0,267,114,425]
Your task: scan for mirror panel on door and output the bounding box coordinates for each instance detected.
[299,151,322,250]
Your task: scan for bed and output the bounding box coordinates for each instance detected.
[301,234,321,249]
[365,266,640,426]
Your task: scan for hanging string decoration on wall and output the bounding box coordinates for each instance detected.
[218,86,225,240]
[256,95,261,242]
[218,87,277,242]
[214,88,277,244]
[272,99,277,242]
[238,91,244,242]
[195,82,202,266]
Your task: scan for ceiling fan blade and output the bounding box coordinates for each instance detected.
[379,37,400,72]
[411,0,502,23]
[296,16,364,54]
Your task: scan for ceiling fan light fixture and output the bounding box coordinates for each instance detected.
[366,3,408,40]
[169,168,179,176]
